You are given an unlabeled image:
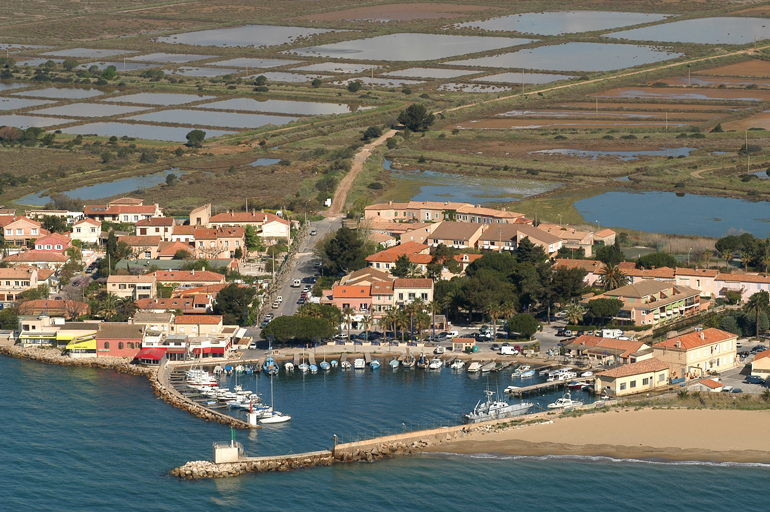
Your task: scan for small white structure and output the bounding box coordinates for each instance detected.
[213,441,242,464]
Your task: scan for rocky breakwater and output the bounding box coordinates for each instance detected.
[0,345,253,430]
[171,451,335,479]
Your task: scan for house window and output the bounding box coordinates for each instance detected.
[118,342,124,350]
[421,293,428,300]
[144,251,152,258]
[658,374,665,382]
[55,245,62,250]
[620,382,626,390]
[119,284,127,289]
[179,327,184,333]
[104,342,110,349]
[76,228,81,233]
[31,229,39,235]
[398,293,404,300]
[16,229,23,235]
[127,342,133,349]
[3,229,9,236]
[630,380,636,388]
[642,378,650,386]
[90,228,96,233]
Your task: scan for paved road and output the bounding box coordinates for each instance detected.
[245,216,342,344]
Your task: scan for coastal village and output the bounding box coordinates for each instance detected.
[2,195,769,411]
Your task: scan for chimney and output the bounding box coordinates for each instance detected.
[676,340,681,348]
[700,332,704,339]
[191,269,195,275]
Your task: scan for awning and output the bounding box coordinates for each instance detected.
[134,348,166,361]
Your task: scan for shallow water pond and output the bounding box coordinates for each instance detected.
[0,97,54,111]
[105,92,215,106]
[250,158,282,167]
[457,11,671,35]
[0,114,74,128]
[127,52,215,63]
[210,57,299,68]
[473,72,575,84]
[157,24,341,48]
[44,48,136,58]
[290,33,533,61]
[12,87,105,100]
[530,147,696,161]
[59,122,234,142]
[195,97,368,115]
[447,42,682,72]
[382,67,477,79]
[31,102,148,118]
[125,109,298,129]
[607,17,770,45]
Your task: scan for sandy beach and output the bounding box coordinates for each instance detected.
[425,408,770,463]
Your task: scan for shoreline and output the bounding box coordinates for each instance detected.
[0,345,254,429]
[423,407,770,465]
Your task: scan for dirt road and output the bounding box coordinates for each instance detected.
[325,129,397,217]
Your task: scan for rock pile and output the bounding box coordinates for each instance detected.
[171,452,335,479]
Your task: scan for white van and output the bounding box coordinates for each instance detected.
[292,279,301,287]
[445,330,459,339]
[500,346,518,355]
[601,329,623,339]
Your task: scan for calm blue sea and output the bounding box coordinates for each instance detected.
[1,355,768,511]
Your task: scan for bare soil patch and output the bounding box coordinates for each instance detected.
[498,109,720,121]
[296,3,494,22]
[560,102,742,112]
[452,119,691,130]
[695,59,770,77]
[730,5,770,16]
[722,111,770,131]
[657,76,770,87]
[593,87,770,101]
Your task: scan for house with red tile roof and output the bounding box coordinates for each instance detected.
[321,284,373,314]
[594,357,670,397]
[554,258,605,286]
[0,216,44,245]
[394,278,433,307]
[107,274,156,300]
[17,299,90,319]
[84,198,163,224]
[0,266,43,307]
[428,221,485,250]
[153,270,226,289]
[652,328,738,380]
[158,241,194,260]
[623,266,676,284]
[118,235,163,259]
[566,335,653,366]
[136,296,210,315]
[675,268,720,299]
[3,251,68,269]
[193,226,245,259]
[365,241,430,273]
[172,314,224,336]
[33,233,72,253]
[208,210,290,241]
[171,225,196,244]
[587,280,702,327]
[71,218,101,245]
[538,223,595,257]
[688,378,724,393]
[751,349,770,379]
[135,217,175,241]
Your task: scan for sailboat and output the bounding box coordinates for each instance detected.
[262,340,278,375]
[319,349,330,371]
[259,371,291,424]
[298,347,310,373]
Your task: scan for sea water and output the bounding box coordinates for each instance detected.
[1,355,767,511]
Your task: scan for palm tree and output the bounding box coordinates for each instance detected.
[395,309,409,343]
[500,300,517,337]
[565,302,584,326]
[343,307,355,341]
[745,291,770,340]
[98,292,120,320]
[703,249,712,269]
[486,303,502,341]
[598,262,628,291]
[361,314,372,341]
[427,300,443,336]
[405,299,425,341]
[407,262,422,278]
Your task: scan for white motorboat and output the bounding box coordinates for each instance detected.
[298,362,310,373]
[428,358,443,370]
[581,371,593,377]
[353,358,366,369]
[213,365,223,375]
[284,362,295,372]
[341,361,352,370]
[463,389,534,424]
[235,365,245,375]
[547,391,583,409]
[504,385,520,394]
[450,360,465,370]
[467,362,482,373]
[389,359,400,369]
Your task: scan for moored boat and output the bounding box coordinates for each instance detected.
[450,360,465,370]
[547,391,583,409]
[462,389,534,424]
[353,358,366,369]
[284,362,295,372]
[389,359,400,369]
[340,361,352,370]
[370,359,380,370]
[319,361,330,371]
[467,362,482,373]
[428,358,442,370]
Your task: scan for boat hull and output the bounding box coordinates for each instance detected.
[463,402,534,424]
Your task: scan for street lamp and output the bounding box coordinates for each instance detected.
[595,220,600,232]
[688,248,692,266]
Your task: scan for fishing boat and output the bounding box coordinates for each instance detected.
[309,363,318,373]
[467,361,482,373]
[244,365,253,375]
[402,354,416,368]
[259,370,291,424]
[567,381,584,390]
[235,365,245,375]
[547,391,583,409]
[213,365,223,375]
[224,365,233,376]
[581,371,594,377]
[319,360,330,371]
[512,365,531,375]
[370,359,380,370]
[389,359,400,369]
[341,360,352,370]
[450,360,465,370]
[462,389,534,424]
[330,360,339,368]
[284,362,295,372]
[353,358,366,369]
[428,358,443,370]
[417,354,428,369]
[515,369,535,378]
[298,361,310,373]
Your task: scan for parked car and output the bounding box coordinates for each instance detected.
[745,375,765,384]
[491,344,500,350]
[731,388,743,393]
[248,342,257,350]
[310,229,317,236]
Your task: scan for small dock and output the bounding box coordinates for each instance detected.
[507,377,594,396]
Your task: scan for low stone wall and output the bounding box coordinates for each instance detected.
[171,451,334,479]
[0,345,254,430]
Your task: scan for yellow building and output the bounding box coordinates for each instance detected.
[64,335,97,358]
[595,358,670,397]
[652,328,738,380]
[751,349,770,380]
